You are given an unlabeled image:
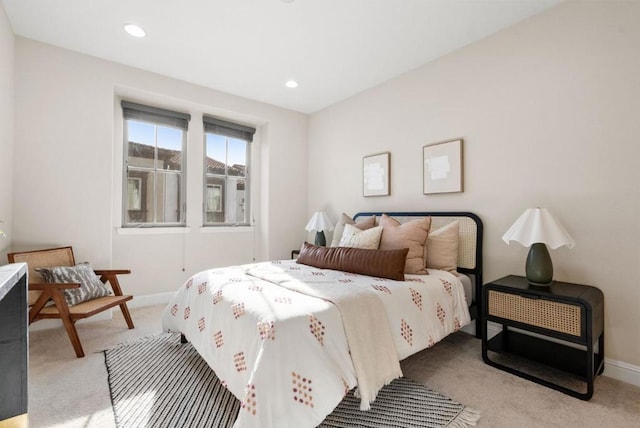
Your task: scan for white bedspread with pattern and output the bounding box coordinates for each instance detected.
[162,260,470,428]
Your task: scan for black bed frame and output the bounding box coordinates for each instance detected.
[354,211,484,339]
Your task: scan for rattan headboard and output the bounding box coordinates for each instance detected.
[354,211,484,337]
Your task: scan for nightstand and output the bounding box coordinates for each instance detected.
[482,275,604,400]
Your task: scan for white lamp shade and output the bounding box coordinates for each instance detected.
[502,208,575,250]
[305,211,334,232]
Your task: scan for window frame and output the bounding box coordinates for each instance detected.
[202,116,255,227]
[121,101,190,228]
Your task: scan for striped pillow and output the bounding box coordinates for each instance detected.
[36,263,111,306]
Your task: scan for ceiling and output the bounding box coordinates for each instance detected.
[2,0,561,113]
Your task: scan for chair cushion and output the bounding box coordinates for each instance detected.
[37,295,132,318]
[36,263,111,306]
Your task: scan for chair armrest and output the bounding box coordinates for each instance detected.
[29,282,80,291]
[28,282,79,324]
[94,271,130,296]
[93,269,131,275]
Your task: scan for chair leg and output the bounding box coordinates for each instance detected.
[119,303,135,329]
[48,288,85,358]
[62,318,85,358]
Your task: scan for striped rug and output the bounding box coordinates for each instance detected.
[105,333,480,428]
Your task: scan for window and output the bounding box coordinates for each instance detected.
[203,116,255,226]
[122,101,191,226]
[127,178,142,210]
[206,184,222,212]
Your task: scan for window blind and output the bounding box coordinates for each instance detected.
[203,116,256,142]
[121,100,191,130]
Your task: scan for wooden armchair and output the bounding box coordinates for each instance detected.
[7,246,134,358]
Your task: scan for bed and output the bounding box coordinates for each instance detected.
[162,212,483,428]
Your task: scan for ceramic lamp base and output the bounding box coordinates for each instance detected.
[314,231,326,246]
[526,243,553,286]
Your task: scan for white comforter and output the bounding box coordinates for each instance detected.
[162,260,470,428]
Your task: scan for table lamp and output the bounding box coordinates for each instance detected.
[305,211,334,246]
[502,207,575,286]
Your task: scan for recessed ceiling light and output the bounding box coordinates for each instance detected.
[124,24,146,38]
[285,80,299,88]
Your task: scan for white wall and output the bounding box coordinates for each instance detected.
[0,4,14,259]
[12,38,308,296]
[308,1,640,367]
[7,0,639,373]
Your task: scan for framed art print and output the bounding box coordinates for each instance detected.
[423,139,463,194]
[363,152,390,197]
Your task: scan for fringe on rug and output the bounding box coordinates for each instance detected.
[446,407,481,428]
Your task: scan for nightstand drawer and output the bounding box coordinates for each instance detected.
[488,290,582,337]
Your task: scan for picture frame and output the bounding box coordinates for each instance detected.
[423,139,463,194]
[363,152,390,197]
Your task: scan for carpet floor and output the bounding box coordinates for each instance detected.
[28,304,640,427]
[104,333,480,428]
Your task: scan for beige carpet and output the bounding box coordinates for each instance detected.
[29,305,640,428]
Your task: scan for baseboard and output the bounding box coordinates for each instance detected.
[603,358,640,388]
[485,322,640,388]
[125,291,174,309]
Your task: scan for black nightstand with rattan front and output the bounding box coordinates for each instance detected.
[482,275,604,400]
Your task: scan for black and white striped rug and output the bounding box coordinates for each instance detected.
[105,334,480,428]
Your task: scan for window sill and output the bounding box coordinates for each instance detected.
[116,226,255,235]
[199,226,255,233]
[116,227,191,235]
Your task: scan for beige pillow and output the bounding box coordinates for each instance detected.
[339,224,383,249]
[330,213,377,247]
[426,221,459,273]
[379,214,431,274]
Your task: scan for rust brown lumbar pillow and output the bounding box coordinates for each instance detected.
[296,242,409,281]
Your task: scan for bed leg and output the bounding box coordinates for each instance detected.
[180,334,188,344]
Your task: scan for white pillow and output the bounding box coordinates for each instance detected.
[330,213,377,247]
[339,224,383,249]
